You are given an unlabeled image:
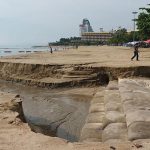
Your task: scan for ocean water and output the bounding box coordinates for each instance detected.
[0,46,74,57]
[0,46,49,57]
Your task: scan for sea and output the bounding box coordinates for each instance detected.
[0,46,50,57]
[0,45,75,57]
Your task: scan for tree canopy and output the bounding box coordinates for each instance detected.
[108,28,140,45]
[136,7,150,40]
[108,28,127,45]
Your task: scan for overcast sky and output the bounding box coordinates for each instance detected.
[0,0,149,46]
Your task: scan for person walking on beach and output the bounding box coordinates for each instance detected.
[50,46,53,54]
[131,44,139,61]
[75,44,78,49]
[48,43,53,54]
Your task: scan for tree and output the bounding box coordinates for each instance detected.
[126,31,140,42]
[136,7,150,40]
[108,28,129,45]
[108,27,141,45]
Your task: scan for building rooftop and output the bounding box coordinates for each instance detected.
[82,32,112,35]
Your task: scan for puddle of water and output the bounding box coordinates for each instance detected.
[0,80,91,142]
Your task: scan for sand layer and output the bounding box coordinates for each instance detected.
[0,46,149,89]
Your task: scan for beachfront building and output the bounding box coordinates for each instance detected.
[81,32,112,43]
[79,19,94,35]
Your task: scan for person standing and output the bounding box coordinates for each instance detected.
[48,43,53,54]
[131,44,139,61]
[50,46,53,54]
[75,44,78,49]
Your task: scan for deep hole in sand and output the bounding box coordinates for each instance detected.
[24,94,91,142]
[0,74,110,142]
[0,80,92,142]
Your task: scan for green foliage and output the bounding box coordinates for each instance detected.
[127,31,140,41]
[108,28,140,45]
[108,28,128,45]
[137,7,150,40]
[51,37,81,46]
[50,37,101,46]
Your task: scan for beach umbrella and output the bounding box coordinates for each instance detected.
[144,39,150,43]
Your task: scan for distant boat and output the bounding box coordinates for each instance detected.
[4,51,12,53]
[18,51,25,53]
[33,51,43,53]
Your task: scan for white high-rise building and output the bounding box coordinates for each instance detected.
[79,19,93,35]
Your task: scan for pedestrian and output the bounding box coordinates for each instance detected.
[131,44,139,61]
[48,43,53,54]
[50,46,53,54]
[75,44,78,49]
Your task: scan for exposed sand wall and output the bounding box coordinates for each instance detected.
[0,62,150,88]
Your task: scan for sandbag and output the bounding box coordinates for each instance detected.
[105,102,122,112]
[86,112,105,123]
[103,111,125,127]
[102,123,127,142]
[126,110,150,127]
[80,123,103,141]
[104,91,121,104]
[91,97,104,104]
[89,103,104,113]
[128,122,150,141]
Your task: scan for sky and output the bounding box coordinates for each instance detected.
[0,0,149,47]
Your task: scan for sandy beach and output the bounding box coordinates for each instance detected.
[0,46,150,150]
[0,46,150,67]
